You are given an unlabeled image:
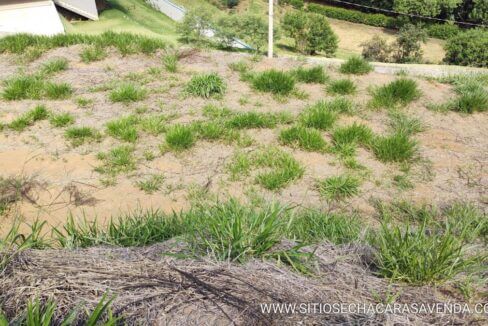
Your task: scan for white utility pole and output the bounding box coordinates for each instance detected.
[268,0,274,58]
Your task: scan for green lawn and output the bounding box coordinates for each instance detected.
[63,0,179,44]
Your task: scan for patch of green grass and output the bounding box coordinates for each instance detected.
[373,200,439,224]
[44,82,73,100]
[75,97,94,108]
[327,79,356,95]
[226,111,292,129]
[2,75,44,100]
[164,124,195,151]
[325,97,356,114]
[109,84,147,103]
[49,112,75,128]
[279,126,327,151]
[106,115,139,143]
[299,101,338,130]
[371,132,418,163]
[332,123,373,146]
[192,121,240,143]
[65,126,102,146]
[388,111,424,135]
[139,115,168,135]
[163,53,178,72]
[40,57,69,75]
[80,45,107,63]
[96,145,136,175]
[8,105,49,131]
[316,175,361,201]
[339,56,373,75]
[370,78,421,109]
[288,210,363,244]
[185,200,286,262]
[451,82,488,113]
[292,65,328,84]
[55,211,184,248]
[228,147,304,190]
[253,148,305,190]
[228,60,250,74]
[251,70,295,95]
[185,73,226,98]
[136,174,164,194]
[373,222,480,284]
[202,104,233,119]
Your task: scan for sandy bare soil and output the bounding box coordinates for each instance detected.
[0,47,487,234]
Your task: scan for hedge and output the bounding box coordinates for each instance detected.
[306,3,461,40]
[444,28,488,67]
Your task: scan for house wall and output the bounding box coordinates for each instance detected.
[0,1,65,36]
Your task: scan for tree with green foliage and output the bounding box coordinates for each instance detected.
[283,11,338,56]
[393,0,462,17]
[470,0,488,24]
[177,8,214,44]
[215,14,271,52]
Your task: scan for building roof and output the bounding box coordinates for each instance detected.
[0,0,98,36]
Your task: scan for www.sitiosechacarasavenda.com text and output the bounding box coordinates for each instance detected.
[259,302,488,315]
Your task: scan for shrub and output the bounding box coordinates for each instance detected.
[317,175,361,201]
[292,65,328,83]
[370,78,421,109]
[283,11,338,56]
[444,28,488,67]
[279,126,327,151]
[393,24,427,63]
[372,132,418,162]
[251,70,295,95]
[307,3,397,29]
[109,84,147,103]
[186,73,226,98]
[361,35,393,62]
[426,23,460,40]
[282,0,304,9]
[339,56,373,75]
[327,79,356,95]
[300,101,338,130]
[165,124,195,151]
[80,45,107,63]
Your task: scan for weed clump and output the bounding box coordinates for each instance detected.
[316,175,361,201]
[279,126,327,151]
[371,132,417,162]
[109,84,147,103]
[370,78,420,109]
[251,70,295,95]
[65,126,102,146]
[186,73,226,98]
[106,115,139,143]
[339,56,373,75]
[300,101,338,130]
[327,79,356,95]
[292,66,328,84]
[164,124,195,151]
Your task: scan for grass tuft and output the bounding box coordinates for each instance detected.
[136,174,165,194]
[226,111,292,129]
[300,101,338,130]
[327,79,356,95]
[109,84,147,103]
[40,57,68,75]
[339,56,373,75]
[317,175,361,201]
[388,111,424,135]
[332,123,373,146]
[44,82,73,100]
[163,53,178,72]
[106,115,139,143]
[370,78,421,109]
[96,145,136,175]
[80,45,107,63]
[2,75,44,100]
[251,70,295,95]
[49,112,74,128]
[279,126,327,151]
[292,66,328,84]
[164,124,195,151]
[9,105,49,131]
[372,132,417,162]
[65,126,101,146]
[186,73,226,98]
